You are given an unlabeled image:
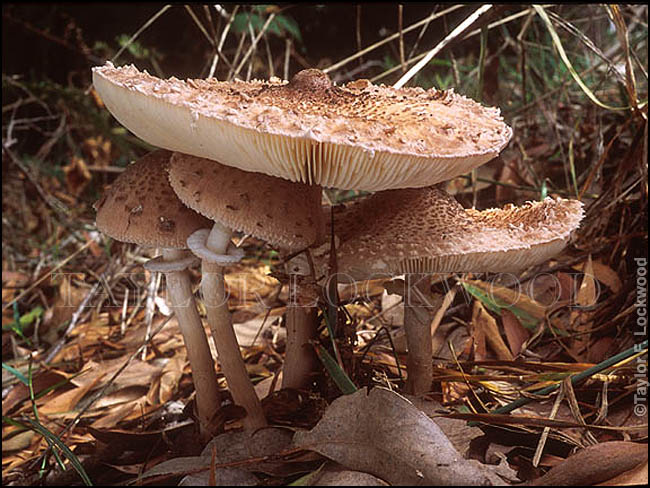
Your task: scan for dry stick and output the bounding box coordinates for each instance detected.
[263,34,274,78]
[323,4,463,75]
[227,30,248,81]
[111,4,172,63]
[355,5,363,67]
[231,12,276,80]
[398,5,406,73]
[184,5,215,47]
[394,4,493,89]
[208,5,238,78]
[141,267,160,360]
[43,274,105,364]
[283,38,292,80]
[3,239,94,312]
[245,17,256,81]
[532,379,565,467]
[406,6,437,60]
[371,6,537,85]
[42,314,176,456]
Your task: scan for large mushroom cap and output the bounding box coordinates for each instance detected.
[92,62,512,191]
[95,149,212,248]
[328,186,584,281]
[168,152,324,251]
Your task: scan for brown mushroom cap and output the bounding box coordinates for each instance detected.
[328,186,584,281]
[168,152,324,251]
[95,149,212,248]
[92,62,512,191]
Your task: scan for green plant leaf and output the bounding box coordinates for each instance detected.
[315,345,357,395]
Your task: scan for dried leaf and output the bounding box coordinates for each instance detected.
[312,466,389,486]
[180,467,258,486]
[472,301,513,360]
[571,255,598,354]
[38,373,102,415]
[573,259,622,293]
[159,355,185,404]
[462,279,547,328]
[532,441,647,486]
[501,309,530,356]
[596,461,648,486]
[293,387,503,485]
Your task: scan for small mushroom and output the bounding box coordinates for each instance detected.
[167,152,324,429]
[94,150,220,440]
[324,186,584,395]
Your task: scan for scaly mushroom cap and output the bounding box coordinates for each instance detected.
[92,63,512,191]
[168,152,324,251]
[328,186,584,281]
[95,150,212,248]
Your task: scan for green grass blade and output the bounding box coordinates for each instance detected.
[533,5,630,112]
[2,416,93,486]
[315,345,358,395]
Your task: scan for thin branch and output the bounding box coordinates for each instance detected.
[111,5,172,64]
[394,5,493,89]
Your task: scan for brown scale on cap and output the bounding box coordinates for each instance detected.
[95,150,212,248]
[167,152,324,251]
[93,63,512,191]
[324,186,584,281]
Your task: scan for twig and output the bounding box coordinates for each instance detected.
[398,5,406,74]
[283,38,292,80]
[323,5,463,75]
[2,239,95,312]
[111,5,172,64]
[184,5,214,47]
[43,272,107,364]
[231,11,276,79]
[208,5,238,78]
[393,5,493,89]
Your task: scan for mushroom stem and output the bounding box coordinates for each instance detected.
[283,306,319,389]
[282,254,319,390]
[159,248,220,441]
[403,273,440,396]
[200,222,267,430]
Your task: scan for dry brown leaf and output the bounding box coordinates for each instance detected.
[530,441,647,486]
[472,302,488,361]
[159,355,186,404]
[225,268,279,306]
[573,259,622,293]
[92,385,148,410]
[89,400,143,430]
[293,387,507,485]
[2,370,71,413]
[312,466,389,486]
[1,430,35,453]
[473,300,513,360]
[463,278,547,324]
[38,373,103,415]
[571,255,598,355]
[596,461,648,486]
[62,155,92,197]
[501,308,530,356]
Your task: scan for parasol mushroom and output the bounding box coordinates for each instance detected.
[321,185,584,394]
[94,149,221,440]
[167,152,324,428]
[92,63,516,397]
[92,63,512,191]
